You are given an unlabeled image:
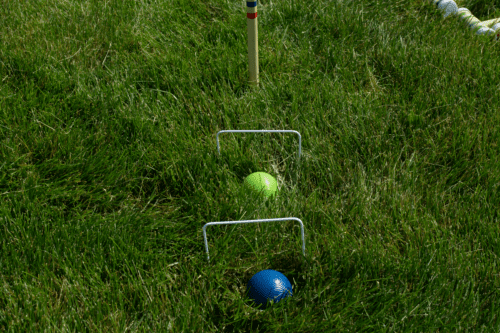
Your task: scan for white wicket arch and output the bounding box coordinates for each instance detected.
[247,0,259,86]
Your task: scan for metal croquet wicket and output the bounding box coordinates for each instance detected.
[216,130,302,159]
[202,217,306,262]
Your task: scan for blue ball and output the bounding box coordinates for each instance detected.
[246,269,293,309]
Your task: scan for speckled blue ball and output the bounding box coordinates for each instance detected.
[246,269,293,309]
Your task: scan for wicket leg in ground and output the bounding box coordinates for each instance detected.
[247,1,259,86]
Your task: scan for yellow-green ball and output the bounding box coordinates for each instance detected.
[244,172,278,198]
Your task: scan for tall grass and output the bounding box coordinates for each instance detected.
[1,0,500,331]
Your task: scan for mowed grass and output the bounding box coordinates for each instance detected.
[1,0,500,331]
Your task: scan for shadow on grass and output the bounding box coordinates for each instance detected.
[218,151,259,179]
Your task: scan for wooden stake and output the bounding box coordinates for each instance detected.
[247,1,259,87]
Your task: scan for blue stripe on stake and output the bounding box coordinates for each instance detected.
[247,1,257,7]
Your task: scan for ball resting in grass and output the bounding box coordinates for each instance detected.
[437,0,458,18]
[244,172,278,198]
[246,269,293,310]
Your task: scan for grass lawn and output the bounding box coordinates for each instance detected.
[1,0,500,331]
